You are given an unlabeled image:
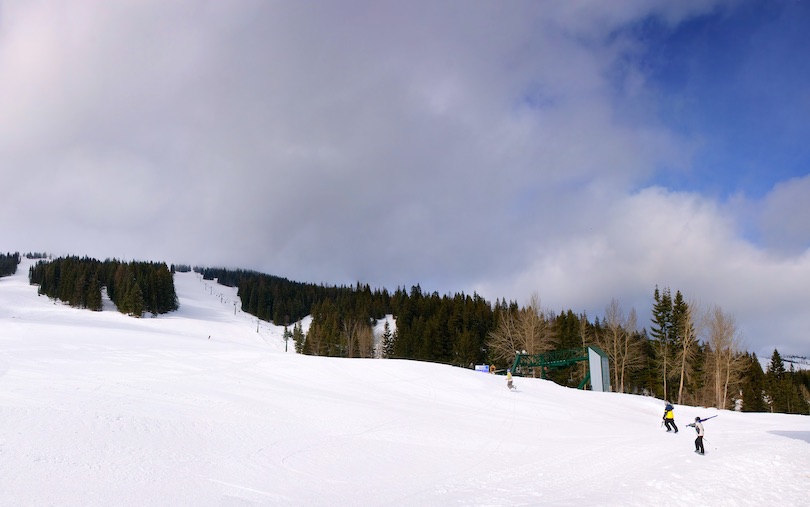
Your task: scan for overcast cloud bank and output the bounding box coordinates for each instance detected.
[1,1,808,358]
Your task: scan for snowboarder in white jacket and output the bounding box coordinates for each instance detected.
[687,417,705,454]
[506,369,515,390]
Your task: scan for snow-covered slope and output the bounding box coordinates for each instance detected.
[1,258,808,506]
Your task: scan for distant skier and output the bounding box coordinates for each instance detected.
[662,402,678,433]
[687,416,705,455]
[506,369,515,390]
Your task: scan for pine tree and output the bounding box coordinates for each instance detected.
[293,322,305,353]
[650,286,675,399]
[86,276,103,311]
[765,349,786,412]
[767,349,786,379]
[381,321,395,358]
[125,281,145,317]
[0,252,21,277]
[765,349,808,414]
[740,353,767,412]
[784,364,809,415]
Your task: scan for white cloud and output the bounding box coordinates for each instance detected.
[479,186,810,357]
[758,174,810,254]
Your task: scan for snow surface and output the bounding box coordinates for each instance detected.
[1,258,808,506]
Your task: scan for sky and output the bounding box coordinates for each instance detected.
[2,258,809,506]
[1,0,809,359]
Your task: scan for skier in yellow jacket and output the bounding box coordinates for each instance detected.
[506,369,515,390]
[663,402,678,433]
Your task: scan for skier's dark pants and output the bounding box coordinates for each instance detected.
[695,436,704,454]
[664,419,678,432]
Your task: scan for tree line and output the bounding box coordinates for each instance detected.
[29,256,178,316]
[196,267,340,324]
[485,287,808,415]
[302,284,494,364]
[197,268,495,365]
[198,265,807,414]
[0,252,21,277]
[18,254,807,414]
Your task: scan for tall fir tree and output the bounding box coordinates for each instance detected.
[86,276,103,311]
[126,281,145,317]
[293,322,306,353]
[740,353,767,412]
[381,320,395,358]
[650,286,675,400]
[765,349,788,413]
[765,349,809,414]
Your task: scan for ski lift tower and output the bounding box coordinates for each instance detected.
[510,346,611,392]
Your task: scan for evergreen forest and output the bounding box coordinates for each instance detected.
[0,252,20,277]
[29,256,178,317]
[199,267,808,415]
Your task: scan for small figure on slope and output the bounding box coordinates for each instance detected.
[506,369,516,390]
[662,402,678,433]
[687,416,705,455]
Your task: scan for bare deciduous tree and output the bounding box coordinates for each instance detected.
[342,319,358,358]
[342,319,374,358]
[597,299,644,393]
[705,305,746,409]
[675,299,702,404]
[487,294,556,372]
[357,322,375,358]
[487,309,522,365]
